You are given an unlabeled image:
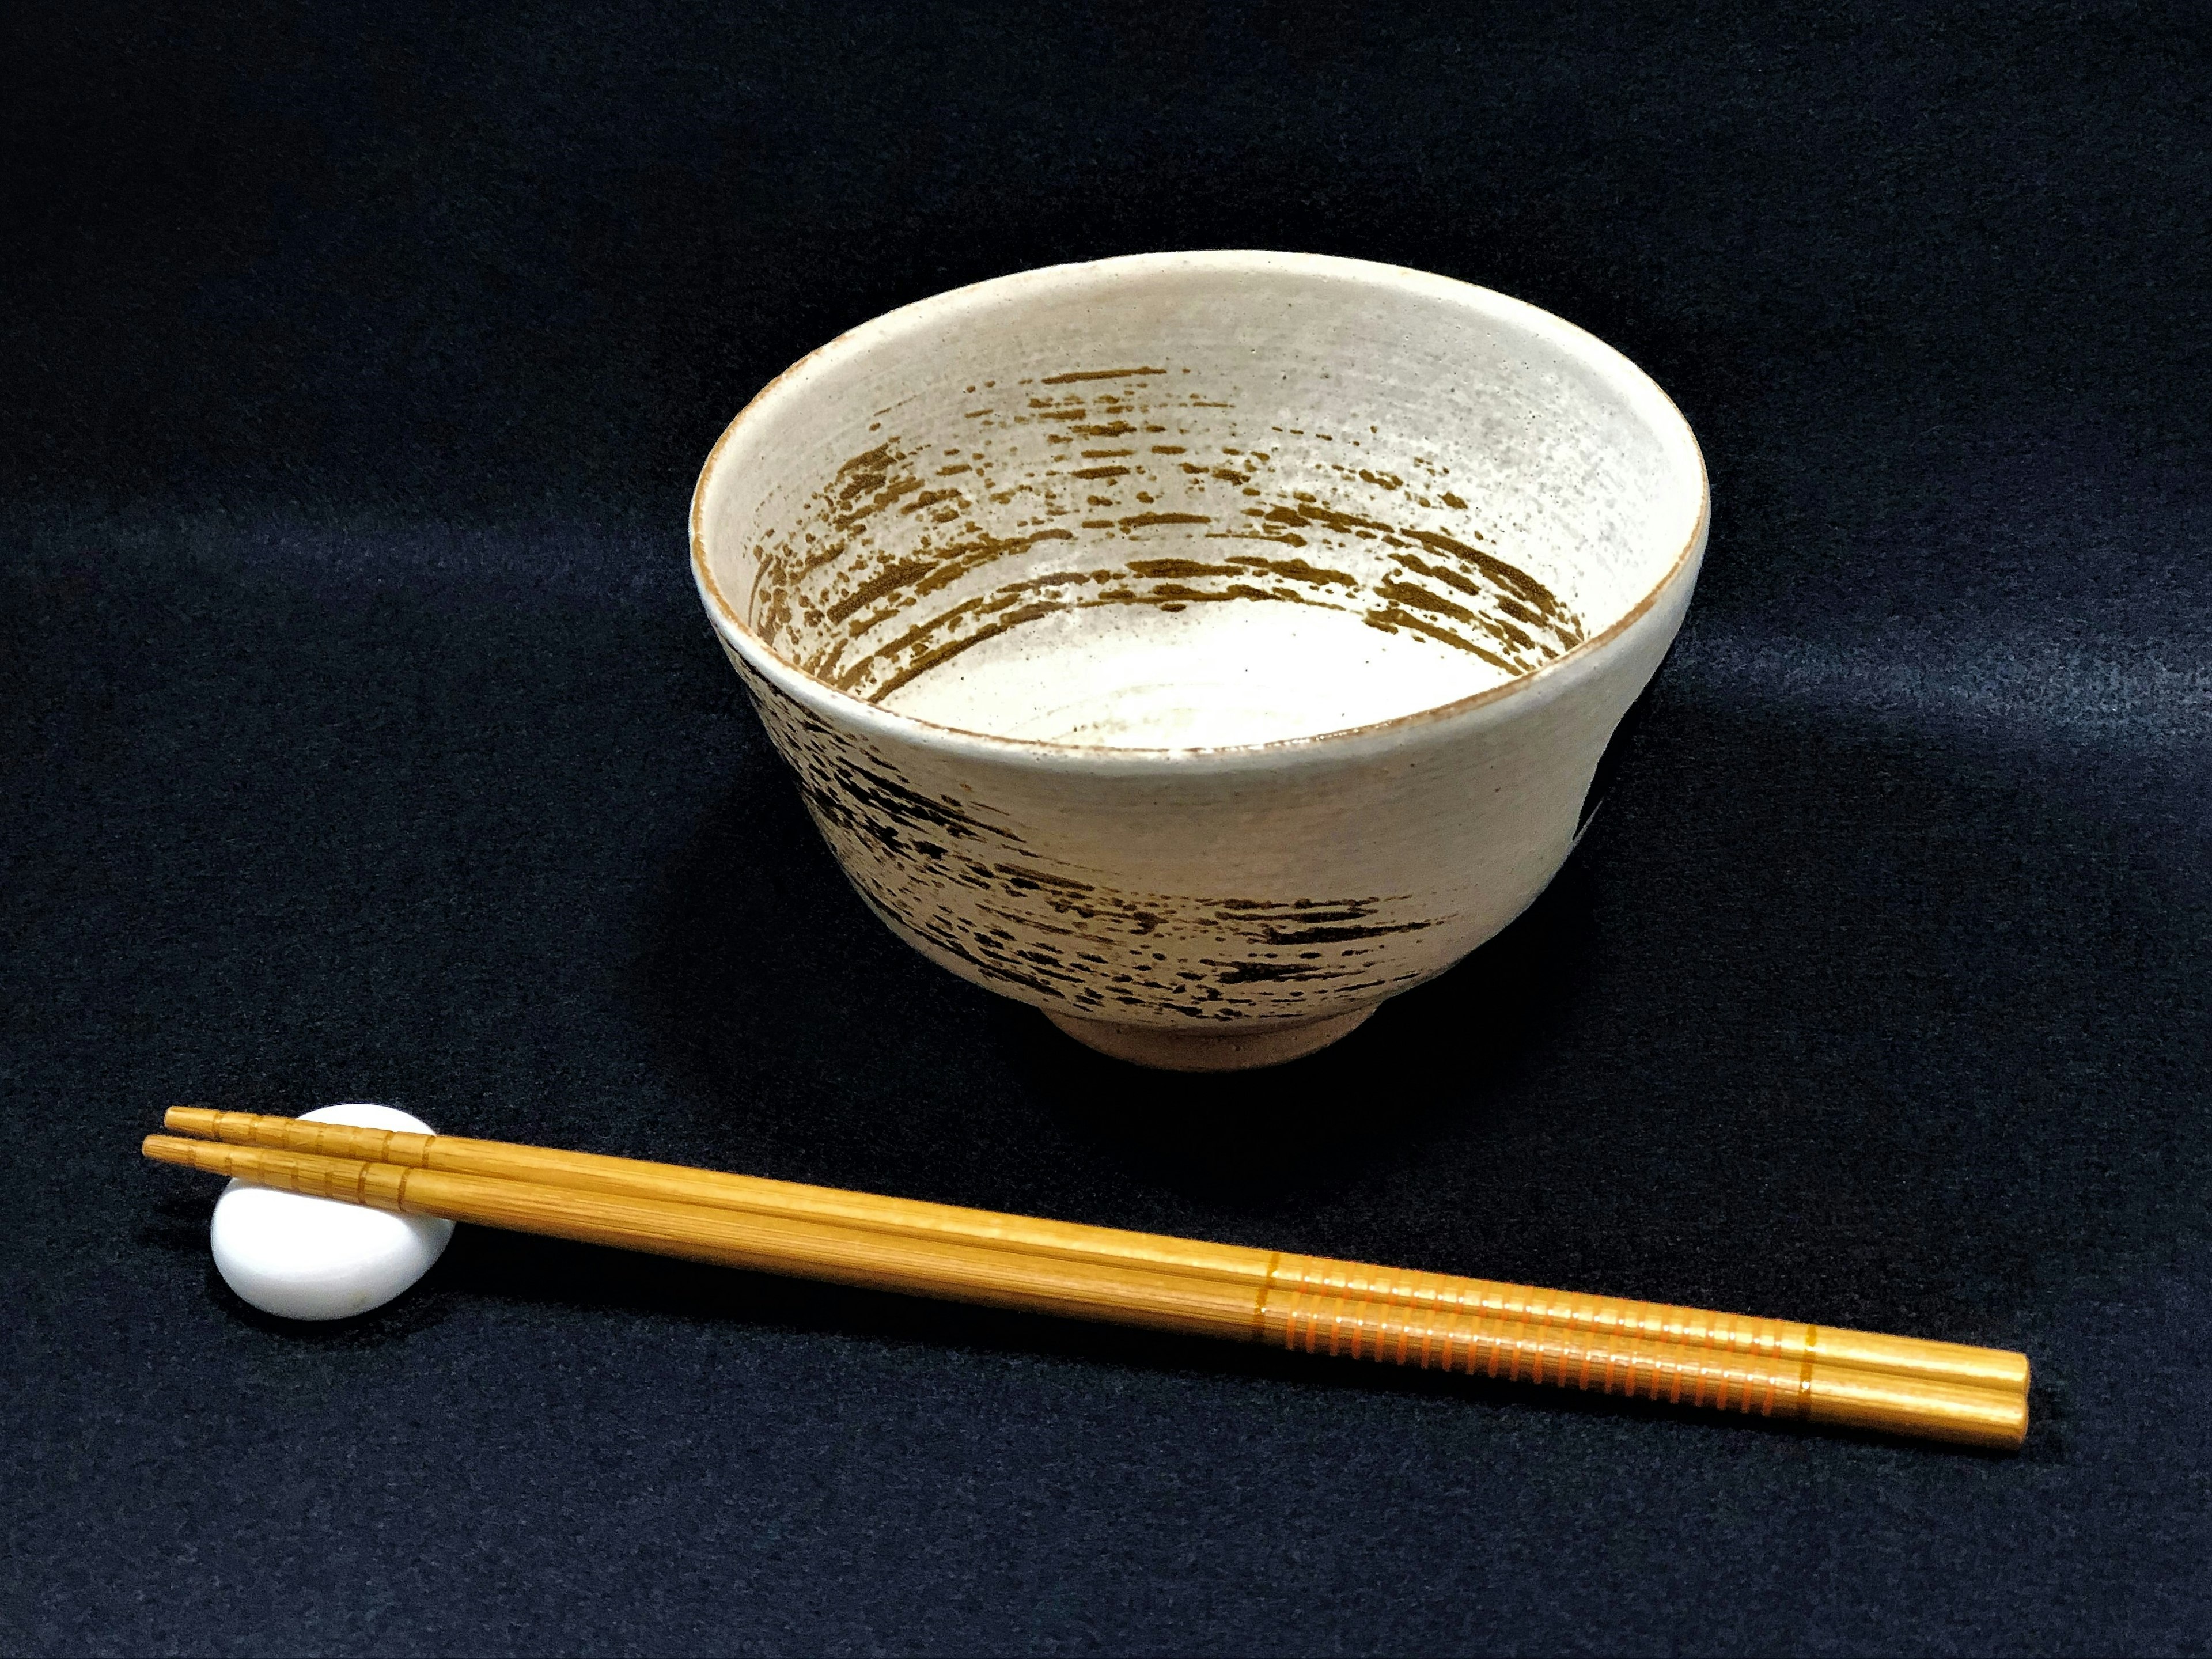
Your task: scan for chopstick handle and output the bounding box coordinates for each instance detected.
[1259,1254,2028,1398]
[1257,1263,2025,1446]
[143,1135,2027,1447]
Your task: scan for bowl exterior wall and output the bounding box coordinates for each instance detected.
[705,551,1694,1031]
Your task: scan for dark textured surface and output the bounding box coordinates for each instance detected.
[5,3,2210,1652]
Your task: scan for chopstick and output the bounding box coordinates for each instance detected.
[145,1112,2031,1449]
[163,1108,2029,1398]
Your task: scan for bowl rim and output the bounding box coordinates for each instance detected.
[690,249,1709,766]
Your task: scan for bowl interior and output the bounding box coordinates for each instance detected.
[696,255,1700,749]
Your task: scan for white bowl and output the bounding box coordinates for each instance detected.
[691,251,1706,1070]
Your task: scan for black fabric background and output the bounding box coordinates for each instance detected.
[5,3,2209,1652]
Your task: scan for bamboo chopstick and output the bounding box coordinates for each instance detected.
[145,1113,2031,1449]
[164,1108,2029,1398]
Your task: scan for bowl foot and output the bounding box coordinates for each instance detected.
[1041,1007,1373,1071]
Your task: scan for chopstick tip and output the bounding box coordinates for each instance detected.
[143,1132,223,1172]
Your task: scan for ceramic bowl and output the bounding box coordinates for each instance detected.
[690,251,1706,1070]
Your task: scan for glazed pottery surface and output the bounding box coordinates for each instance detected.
[691,251,1707,1069]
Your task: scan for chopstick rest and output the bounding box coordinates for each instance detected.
[149,1109,2031,1448]
[206,1103,453,1320]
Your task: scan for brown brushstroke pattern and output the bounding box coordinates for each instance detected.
[704,365,1619,1022]
[722,646,1445,1021]
[736,369,1587,708]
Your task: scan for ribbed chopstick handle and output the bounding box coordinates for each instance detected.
[1257,1256,2027,1447]
[1263,1256,1810,1406]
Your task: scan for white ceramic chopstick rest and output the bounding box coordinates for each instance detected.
[209,1103,453,1320]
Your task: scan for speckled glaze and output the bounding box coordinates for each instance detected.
[691,252,1706,1070]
